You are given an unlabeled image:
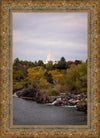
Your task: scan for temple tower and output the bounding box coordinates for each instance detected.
[45,46,55,64]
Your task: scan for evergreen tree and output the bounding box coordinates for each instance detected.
[57,57,66,69]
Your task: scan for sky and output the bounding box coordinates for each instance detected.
[13,12,87,62]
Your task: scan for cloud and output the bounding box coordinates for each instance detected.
[13,13,87,31]
[13,13,87,62]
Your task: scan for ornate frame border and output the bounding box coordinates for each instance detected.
[0,0,99,137]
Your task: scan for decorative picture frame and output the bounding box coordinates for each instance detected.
[0,0,99,137]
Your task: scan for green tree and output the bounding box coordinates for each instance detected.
[66,61,74,69]
[13,58,20,65]
[48,70,63,83]
[60,62,87,93]
[57,57,66,69]
[74,60,82,65]
[37,60,44,66]
[44,71,53,84]
[46,62,53,71]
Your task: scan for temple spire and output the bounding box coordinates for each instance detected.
[45,45,55,64]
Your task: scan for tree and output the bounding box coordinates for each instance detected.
[44,71,53,84]
[13,58,20,65]
[57,57,66,69]
[48,70,63,83]
[46,62,53,71]
[75,60,82,65]
[66,61,74,69]
[60,62,87,93]
[37,60,44,66]
[27,67,45,82]
[36,78,49,89]
[47,61,53,65]
[34,61,38,67]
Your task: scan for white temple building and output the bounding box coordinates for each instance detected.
[45,46,55,64]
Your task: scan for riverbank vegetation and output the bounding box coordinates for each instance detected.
[13,57,87,96]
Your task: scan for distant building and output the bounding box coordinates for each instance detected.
[45,46,55,64]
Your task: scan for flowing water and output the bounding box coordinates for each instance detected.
[13,95,87,125]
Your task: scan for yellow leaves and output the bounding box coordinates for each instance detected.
[37,78,49,89]
[28,67,63,84]
[48,70,63,81]
[27,67,50,89]
[78,63,87,76]
[13,81,25,91]
[79,72,84,76]
[27,67,46,83]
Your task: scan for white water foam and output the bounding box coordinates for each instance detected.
[62,105,76,108]
[13,93,18,97]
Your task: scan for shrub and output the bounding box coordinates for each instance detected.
[51,90,59,96]
[60,85,67,93]
[80,88,87,93]
[13,81,25,92]
[47,88,59,96]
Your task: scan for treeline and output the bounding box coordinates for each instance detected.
[13,57,87,96]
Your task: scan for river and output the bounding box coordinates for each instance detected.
[13,95,87,125]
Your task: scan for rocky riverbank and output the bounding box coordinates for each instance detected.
[15,87,87,113]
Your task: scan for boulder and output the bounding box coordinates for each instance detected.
[47,96,57,103]
[16,88,34,97]
[76,100,87,113]
[69,99,80,105]
[16,87,42,101]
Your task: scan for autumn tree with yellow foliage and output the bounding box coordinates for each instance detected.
[13,58,87,95]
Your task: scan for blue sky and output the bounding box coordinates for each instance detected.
[13,12,87,62]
